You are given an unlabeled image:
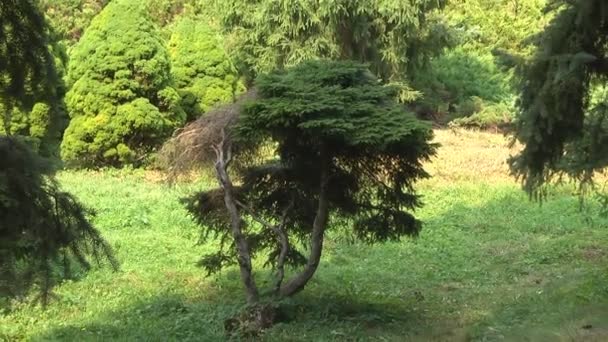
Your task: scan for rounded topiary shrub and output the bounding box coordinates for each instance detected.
[61,0,185,167]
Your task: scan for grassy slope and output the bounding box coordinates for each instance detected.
[1,129,608,341]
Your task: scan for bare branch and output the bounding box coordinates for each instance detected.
[158,90,257,180]
[273,201,293,293]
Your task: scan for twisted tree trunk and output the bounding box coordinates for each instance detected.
[279,157,330,297]
[213,131,259,304]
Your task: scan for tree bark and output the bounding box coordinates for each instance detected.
[272,206,291,294]
[213,133,259,304]
[234,199,292,296]
[279,159,330,297]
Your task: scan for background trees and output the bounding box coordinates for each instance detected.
[38,0,109,45]
[412,0,548,127]
[510,0,608,194]
[213,0,450,92]
[61,0,185,167]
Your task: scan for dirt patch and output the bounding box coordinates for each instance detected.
[581,245,607,262]
[424,128,521,183]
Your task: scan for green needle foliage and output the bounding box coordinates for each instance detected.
[171,60,436,308]
[1,26,69,159]
[168,17,244,120]
[235,60,436,243]
[412,0,548,127]
[214,0,450,87]
[0,137,118,305]
[510,0,608,194]
[61,0,185,167]
[1,0,116,306]
[0,0,58,106]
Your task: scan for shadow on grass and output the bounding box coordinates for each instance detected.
[31,290,422,341]
[30,186,608,341]
[31,294,232,341]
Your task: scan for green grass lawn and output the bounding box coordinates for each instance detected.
[1,131,608,341]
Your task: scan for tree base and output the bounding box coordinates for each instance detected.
[224,303,288,337]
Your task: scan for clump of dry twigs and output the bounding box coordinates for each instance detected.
[158,90,258,181]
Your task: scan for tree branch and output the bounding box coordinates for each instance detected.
[235,199,293,294]
[213,136,259,304]
[273,201,292,293]
[235,200,275,229]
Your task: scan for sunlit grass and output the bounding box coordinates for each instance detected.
[1,130,607,341]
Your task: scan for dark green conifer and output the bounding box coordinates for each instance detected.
[166,60,436,305]
[1,0,116,306]
[510,0,608,194]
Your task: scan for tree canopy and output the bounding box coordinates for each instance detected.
[510,0,608,194]
[214,0,450,89]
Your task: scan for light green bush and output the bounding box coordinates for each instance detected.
[450,97,514,129]
[61,0,185,167]
[168,17,243,120]
[413,47,512,123]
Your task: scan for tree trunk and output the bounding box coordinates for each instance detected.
[214,138,259,304]
[272,223,289,294]
[279,160,330,297]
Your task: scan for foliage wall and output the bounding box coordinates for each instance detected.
[16,0,556,166]
[212,0,450,90]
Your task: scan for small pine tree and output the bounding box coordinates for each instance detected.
[165,61,436,313]
[61,0,185,167]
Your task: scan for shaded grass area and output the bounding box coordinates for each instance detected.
[1,130,608,341]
